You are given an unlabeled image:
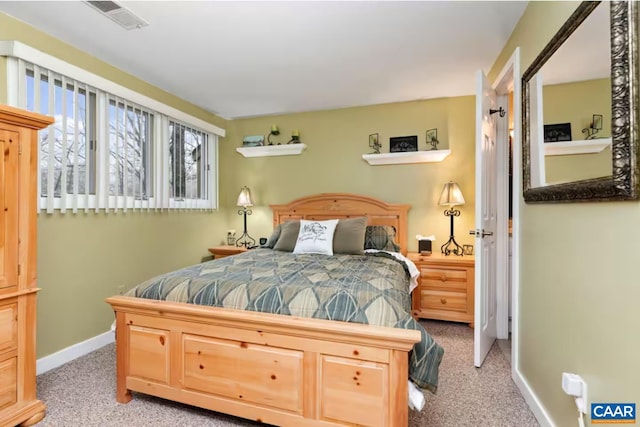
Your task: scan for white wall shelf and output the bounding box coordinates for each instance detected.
[362,149,451,165]
[544,138,611,156]
[236,143,306,158]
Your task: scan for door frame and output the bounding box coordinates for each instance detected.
[493,47,554,427]
[488,48,520,371]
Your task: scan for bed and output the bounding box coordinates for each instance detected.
[106,193,444,426]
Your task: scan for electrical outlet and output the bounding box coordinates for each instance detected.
[117,285,126,295]
[562,372,588,414]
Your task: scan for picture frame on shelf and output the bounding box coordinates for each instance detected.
[592,114,603,131]
[369,133,381,154]
[543,123,572,142]
[242,135,265,147]
[389,135,418,152]
[583,114,604,139]
[426,128,439,150]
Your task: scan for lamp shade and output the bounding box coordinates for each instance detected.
[236,186,254,207]
[438,181,465,206]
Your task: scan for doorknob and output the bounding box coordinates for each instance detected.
[469,229,494,238]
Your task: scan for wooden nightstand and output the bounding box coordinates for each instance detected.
[407,252,475,325]
[208,245,247,260]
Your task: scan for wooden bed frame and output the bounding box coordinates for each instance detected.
[106,193,419,426]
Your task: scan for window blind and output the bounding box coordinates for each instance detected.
[16,58,217,213]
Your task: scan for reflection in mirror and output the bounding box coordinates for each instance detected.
[522,1,639,202]
[538,2,611,185]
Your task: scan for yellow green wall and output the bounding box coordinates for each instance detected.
[490,2,640,425]
[38,213,229,355]
[543,78,611,184]
[0,12,229,357]
[221,98,477,254]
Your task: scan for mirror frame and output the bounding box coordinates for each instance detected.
[522,1,639,203]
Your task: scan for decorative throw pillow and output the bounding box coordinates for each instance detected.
[364,225,401,252]
[262,224,282,248]
[273,220,301,252]
[293,219,339,255]
[333,217,367,255]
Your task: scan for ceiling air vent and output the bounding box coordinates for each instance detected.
[84,1,148,30]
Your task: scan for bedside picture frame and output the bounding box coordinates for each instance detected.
[227,230,236,245]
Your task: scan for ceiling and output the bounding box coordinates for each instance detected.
[0,1,529,119]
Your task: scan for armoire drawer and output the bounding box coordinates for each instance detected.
[0,303,17,354]
[0,357,17,411]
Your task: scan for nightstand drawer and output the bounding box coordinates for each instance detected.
[421,267,468,291]
[208,246,247,260]
[421,290,467,312]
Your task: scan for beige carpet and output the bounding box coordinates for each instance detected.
[35,320,538,426]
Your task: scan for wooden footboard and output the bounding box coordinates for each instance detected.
[106,296,421,427]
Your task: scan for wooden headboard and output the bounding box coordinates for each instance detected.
[270,193,410,254]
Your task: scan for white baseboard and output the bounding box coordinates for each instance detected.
[513,367,555,427]
[36,330,114,376]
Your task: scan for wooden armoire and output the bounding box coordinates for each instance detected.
[0,105,53,426]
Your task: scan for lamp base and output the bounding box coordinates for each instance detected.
[441,236,464,256]
[441,207,464,256]
[236,207,255,248]
[236,232,255,249]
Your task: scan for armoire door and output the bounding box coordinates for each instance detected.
[0,128,19,292]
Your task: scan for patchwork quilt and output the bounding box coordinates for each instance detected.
[126,248,444,392]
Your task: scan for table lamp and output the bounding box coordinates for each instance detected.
[236,186,255,248]
[438,181,465,256]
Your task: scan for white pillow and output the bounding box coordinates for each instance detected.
[293,219,339,255]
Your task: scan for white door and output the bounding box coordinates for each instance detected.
[473,70,498,367]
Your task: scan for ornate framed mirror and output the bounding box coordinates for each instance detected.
[522,1,639,202]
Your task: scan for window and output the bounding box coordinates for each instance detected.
[108,98,153,202]
[169,121,209,203]
[26,67,97,204]
[6,48,223,213]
